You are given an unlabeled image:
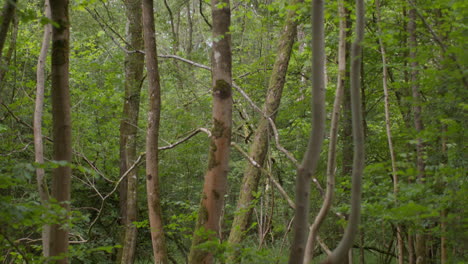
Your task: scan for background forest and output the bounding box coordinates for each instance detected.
[0,0,466,263]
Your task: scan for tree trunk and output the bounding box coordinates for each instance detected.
[188,1,232,263]
[408,5,427,264]
[375,0,404,263]
[226,0,301,262]
[0,12,17,86]
[34,0,52,257]
[288,0,326,262]
[142,0,168,262]
[303,0,346,262]
[117,0,144,262]
[49,0,71,262]
[0,0,17,60]
[322,0,365,261]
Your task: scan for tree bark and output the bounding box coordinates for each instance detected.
[34,0,52,257]
[226,0,302,262]
[375,0,404,263]
[303,0,346,262]
[288,0,326,262]
[142,0,168,262]
[0,0,17,60]
[49,0,71,262]
[188,1,232,263]
[117,0,144,263]
[322,0,365,262]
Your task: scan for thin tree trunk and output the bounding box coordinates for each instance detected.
[408,232,415,264]
[408,5,427,264]
[226,0,302,262]
[440,209,447,264]
[288,0,326,262]
[0,0,17,60]
[34,0,52,257]
[49,0,71,262]
[322,0,365,262]
[375,0,404,263]
[188,0,232,263]
[303,1,346,262]
[142,0,168,262]
[117,0,144,262]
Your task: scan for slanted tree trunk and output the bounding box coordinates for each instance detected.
[227,0,302,261]
[322,0,365,262]
[188,0,232,263]
[142,0,168,262]
[375,0,404,263]
[0,0,17,60]
[303,0,347,262]
[34,0,52,257]
[288,0,326,262]
[49,0,71,262]
[408,5,427,264]
[117,0,144,262]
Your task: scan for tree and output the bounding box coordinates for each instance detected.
[288,0,326,261]
[34,0,52,257]
[188,0,232,263]
[227,0,303,261]
[322,0,364,261]
[303,0,347,262]
[142,0,168,262]
[117,0,144,262]
[0,0,17,61]
[49,0,72,262]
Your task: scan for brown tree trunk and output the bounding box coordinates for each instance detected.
[408,6,427,264]
[34,0,52,257]
[322,0,365,261]
[117,0,144,262]
[303,0,346,262]
[0,0,17,60]
[49,0,71,262]
[142,0,168,262]
[226,0,302,262]
[188,0,232,263]
[288,0,326,262]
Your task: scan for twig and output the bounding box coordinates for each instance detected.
[159,128,211,150]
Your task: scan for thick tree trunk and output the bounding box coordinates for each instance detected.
[142,0,168,262]
[226,0,301,261]
[0,0,17,60]
[408,6,427,264]
[117,0,144,262]
[288,0,326,262]
[303,1,346,262]
[49,0,71,262]
[34,0,52,257]
[322,0,365,262]
[188,1,232,263]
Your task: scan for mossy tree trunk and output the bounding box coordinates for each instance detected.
[142,0,168,262]
[117,0,144,262]
[226,0,302,261]
[188,0,232,263]
[49,0,72,262]
[0,0,17,60]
